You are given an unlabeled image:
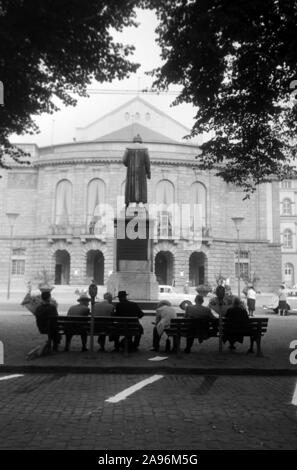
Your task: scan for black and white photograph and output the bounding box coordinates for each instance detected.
[0,0,297,457]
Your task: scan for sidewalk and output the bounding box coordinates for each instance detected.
[1,306,297,375]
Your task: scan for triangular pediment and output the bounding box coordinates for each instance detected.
[76,96,191,143]
[95,123,178,144]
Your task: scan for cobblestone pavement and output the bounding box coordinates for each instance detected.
[0,373,296,450]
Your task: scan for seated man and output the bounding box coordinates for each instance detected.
[184,295,218,353]
[35,290,60,352]
[94,292,114,352]
[65,293,90,352]
[113,291,144,352]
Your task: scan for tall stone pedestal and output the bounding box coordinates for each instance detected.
[106,209,159,301]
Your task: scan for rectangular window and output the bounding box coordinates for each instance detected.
[281,180,292,189]
[234,251,250,280]
[12,248,26,256]
[157,212,172,239]
[12,259,25,275]
[235,262,250,279]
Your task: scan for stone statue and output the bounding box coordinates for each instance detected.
[123,134,151,206]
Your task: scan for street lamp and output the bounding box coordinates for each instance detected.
[88,279,98,353]
[6,212,19,300]
[231,217,245,298]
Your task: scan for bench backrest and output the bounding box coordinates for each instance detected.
[223,317,269,335]
[166,317,269,336]
[56,316,141,335]
[167,318,218,336]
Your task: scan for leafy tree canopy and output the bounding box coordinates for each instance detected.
[146,0,297,193]
[0,0,140,167]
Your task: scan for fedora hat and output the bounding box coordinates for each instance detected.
[77,293,91,302]
[38,283,54,293]
[117,290,128,298]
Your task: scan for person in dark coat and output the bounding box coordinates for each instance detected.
[184,295,218,353]
[35,290,60,351]
[123,135,151,206]
[113,291,144,351]
[94,292,114,352]
[223,297,250,350]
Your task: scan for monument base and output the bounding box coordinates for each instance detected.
[107,269,159,301]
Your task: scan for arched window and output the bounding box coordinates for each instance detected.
[87,179,106,234]
[282,198,292,215]
[284,263,294,286]
[283,229,293,248]
[55,180,72,226]
[156,180,175,239]
[190,182,207,229]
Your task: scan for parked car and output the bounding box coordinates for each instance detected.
[287,285,297,296]
[158,285,199,309]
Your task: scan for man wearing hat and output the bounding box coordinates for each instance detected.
[94,292,115,352]
[113,291,144,352]
[64,293,91,352]
[35,290,60,352]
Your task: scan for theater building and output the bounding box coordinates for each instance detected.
[0,96,281,295]
[279,179,297,287]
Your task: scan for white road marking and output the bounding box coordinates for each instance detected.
[148,356,168,361]
[0,374,24,381]
[105,374,164,403]
[292,380,297,406]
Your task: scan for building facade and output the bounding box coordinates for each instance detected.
[0,97,282,295]
[280,179,297,287]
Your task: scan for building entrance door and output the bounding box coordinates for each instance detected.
[155,251,174,285]
[189,252,206,286]
[86,250,104,285]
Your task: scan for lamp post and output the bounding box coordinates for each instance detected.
[6,212,19,300]
[216,284,225,353]
[231,217,245,298]
[88,279,98,353]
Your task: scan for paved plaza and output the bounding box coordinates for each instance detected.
[0,373,296,450]
[0,303,297,450]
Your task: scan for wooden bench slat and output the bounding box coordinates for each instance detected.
[165,317,269,357]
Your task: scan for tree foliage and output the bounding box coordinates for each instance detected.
[147,0,297,193]
[0,0,140,167]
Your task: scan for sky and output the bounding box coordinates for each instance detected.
[11,8,197,148]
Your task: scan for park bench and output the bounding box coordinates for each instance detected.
[165,317,269,357]
[55,316,143,355]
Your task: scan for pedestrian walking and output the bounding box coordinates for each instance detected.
[278,285,288,316]
[247,284,256,317]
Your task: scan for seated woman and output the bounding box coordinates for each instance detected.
[151,300,177,353]
[223,297,250,350]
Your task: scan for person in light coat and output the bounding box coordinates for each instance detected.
[151,300,177,353]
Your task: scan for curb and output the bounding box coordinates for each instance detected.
[1,365,297,376]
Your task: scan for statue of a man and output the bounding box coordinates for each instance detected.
[123,134,151,206]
